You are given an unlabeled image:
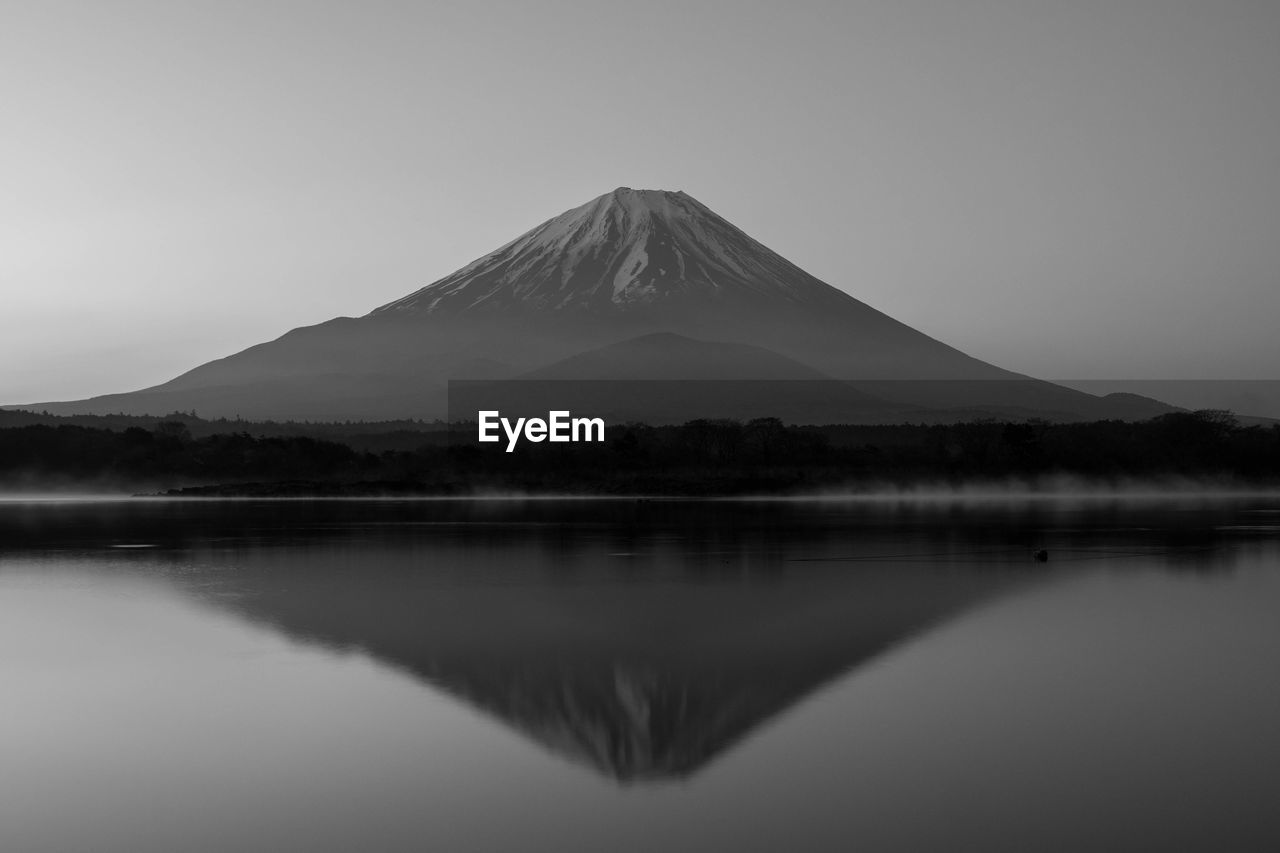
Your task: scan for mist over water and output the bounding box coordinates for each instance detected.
[2,497,1279,851]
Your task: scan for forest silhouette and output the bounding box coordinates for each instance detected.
[2,409,1277,495]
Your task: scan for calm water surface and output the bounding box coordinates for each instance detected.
[2,496,1279,852]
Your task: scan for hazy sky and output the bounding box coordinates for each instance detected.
[3,0,1278,402]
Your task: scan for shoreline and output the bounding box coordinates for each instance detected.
[6,487,1280,504]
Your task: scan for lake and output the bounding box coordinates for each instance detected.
[2,496,1279,851]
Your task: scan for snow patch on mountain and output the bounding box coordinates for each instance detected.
[370,187,855,316]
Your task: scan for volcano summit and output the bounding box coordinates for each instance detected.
[15,188,1171,423]
[374,187,864,314]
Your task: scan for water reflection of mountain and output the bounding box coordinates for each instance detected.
[201,548,1025,783]
[74,499,1047,783]
[6,498,1243,783]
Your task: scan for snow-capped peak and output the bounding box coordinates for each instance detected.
[370,187,851,315]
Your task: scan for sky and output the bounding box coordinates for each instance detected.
[3,0,1278,403]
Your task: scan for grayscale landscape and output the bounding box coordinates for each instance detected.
[3,1,1278,851]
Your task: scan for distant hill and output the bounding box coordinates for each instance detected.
[456,332,887,424]
[519,332,835,381]
[1056,380,1280,422]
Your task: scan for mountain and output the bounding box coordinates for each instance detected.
[13,187,1174,422]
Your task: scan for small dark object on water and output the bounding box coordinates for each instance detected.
[1033,549,1049,563]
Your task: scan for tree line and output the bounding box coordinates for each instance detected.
[1,410,1277,494]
